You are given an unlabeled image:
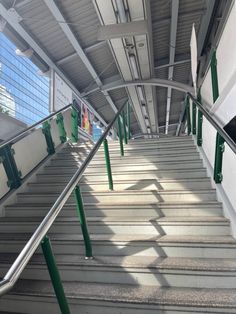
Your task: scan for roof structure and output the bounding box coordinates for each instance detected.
[0,0,233,136]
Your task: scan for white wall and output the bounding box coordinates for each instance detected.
[0,113,27,141]
[197,3,236,235]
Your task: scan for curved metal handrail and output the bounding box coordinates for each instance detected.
[0,103,74,150]
[187,93,236,155]
[0,101,126,296]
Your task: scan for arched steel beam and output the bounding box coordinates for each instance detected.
[83,78,194,96]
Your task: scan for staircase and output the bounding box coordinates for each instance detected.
[0,136,236,313]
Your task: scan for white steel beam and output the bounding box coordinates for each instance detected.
[43,0,118,113]
[165,0,179,134]
[83,78,194,96]
[0,3,108,127]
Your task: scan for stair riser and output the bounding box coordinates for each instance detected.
[1,242,236,259]
[17,192,217,204]
[5,206,223,218]
[57,148,198,158]
[27,181,212,193]
[36,170,207,183]
[44,162,204,173]
[0,224,229,236]
[1,296,235,314]
[0,266,234,289]
[52,154,200,164]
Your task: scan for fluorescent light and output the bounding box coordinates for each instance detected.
[137,86,145,103]
[147,127,151,134]
[141,103,147,116]
[129,54,139,80]
[115,0,127,23]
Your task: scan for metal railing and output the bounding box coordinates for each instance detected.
[185,92,236,185]
[0,100,128,313]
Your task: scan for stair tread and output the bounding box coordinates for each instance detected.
[0,216,229,224]
[0,233,235,245]
[1,254,236,272]
[10,280,236,308]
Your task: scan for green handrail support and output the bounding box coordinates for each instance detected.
[214,132,225,183]
[186,96,191,135]
[122,111,128,145]
[73,186,93,258]
[41,236,70,314]
[211,49,224,183]
[71,107,79,143]
[56,113,67,143]
[103,139,113,190]
[127,101,131,140]
[42,121,55,155]
[197,91,203,146]
[0,145,21,189]
[118,115,124,156]
[192,102,197,135]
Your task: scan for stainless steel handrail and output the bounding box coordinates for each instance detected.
[0,101,126,295]
[187,93,236,155]
[0,103,74,150]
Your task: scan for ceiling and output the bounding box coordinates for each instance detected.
[0,0,232,136]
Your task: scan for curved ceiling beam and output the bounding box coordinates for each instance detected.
[83,79,194,96]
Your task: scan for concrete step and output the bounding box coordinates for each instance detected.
[51,153,201,166]
[27,178,212,193]
[56,147,199,159]
[0,216,229,235]
[2,280,236,314]
[108,136,193,146]
[5,202,223,218]
[44,160,204,174]
[36,168,208,183]
[1,234,236,258]
[0,254,235,289]
[16,189,217,204]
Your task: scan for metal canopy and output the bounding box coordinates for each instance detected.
[0,0,219,135]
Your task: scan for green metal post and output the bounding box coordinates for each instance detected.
[42,121,55,155]
[73,186,93,258]
[197,91,203,146]
[71,107,78,143]
[186,96,191,135]
[211,50,224,183]
[127,101,131,140]
[0,145,21,189]
[192,102,197,135]
[103,139,113,190]
[122,111,128,145]
[117,116,124,156]
[214,133,225,183]
[56,113,67,143]
[41,236,70,314]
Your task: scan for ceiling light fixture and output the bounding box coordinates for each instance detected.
[115,0,127,23]
[129,54,139,80]
[137,86,145,103]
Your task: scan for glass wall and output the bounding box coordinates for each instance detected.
[93,122,102,142]
[0,33,49,125]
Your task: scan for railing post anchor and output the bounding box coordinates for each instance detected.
[73,185,93,259]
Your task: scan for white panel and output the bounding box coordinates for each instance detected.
[95,0,116,24]
[50,117,61,148]
[0,163,10,199]
[202,118,217,168]
[110,38,133,80]
[214,83,236,126]
[128,0,144,21]
[222,143,236,211]
[217,3,236,94]
[201,69,213,107]
[136,34,151,78]
[13,128,48,178]
[63,108,72,140]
